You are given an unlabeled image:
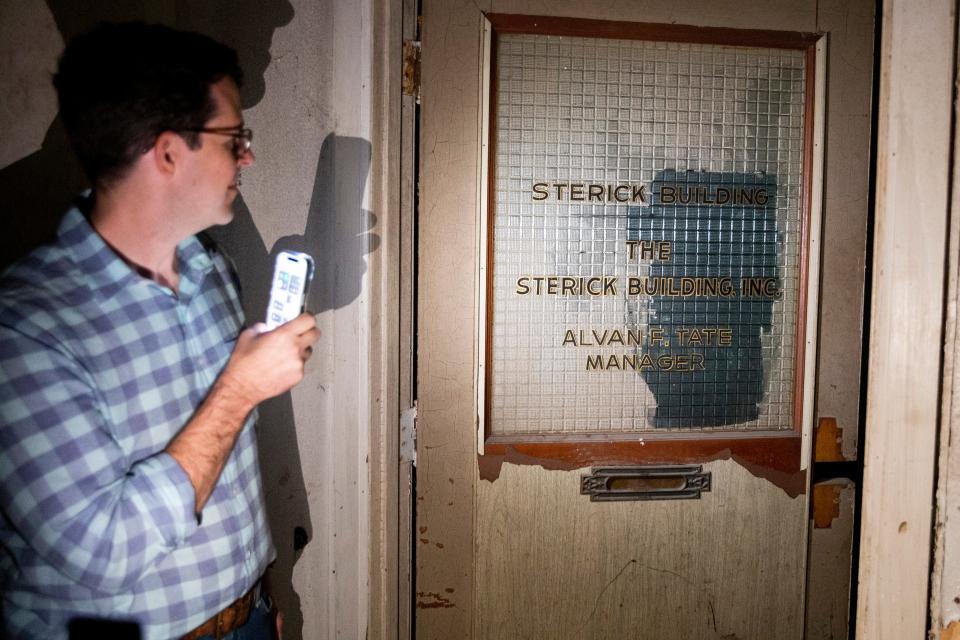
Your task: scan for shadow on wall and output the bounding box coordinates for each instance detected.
[206,134,378,638]
[0,0,295,270]
[0,3,372,640]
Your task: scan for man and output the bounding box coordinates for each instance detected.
[0,23,318,639]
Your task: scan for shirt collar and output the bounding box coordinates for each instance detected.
[59,196,214,302]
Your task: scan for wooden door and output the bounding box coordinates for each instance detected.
[415,2,871,639]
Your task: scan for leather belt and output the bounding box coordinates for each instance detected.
[181,582,259,640]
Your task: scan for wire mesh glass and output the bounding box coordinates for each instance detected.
[488,34,806,436]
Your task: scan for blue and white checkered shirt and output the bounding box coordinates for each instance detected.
[0,202,275,640]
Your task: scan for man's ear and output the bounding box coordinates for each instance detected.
[151,131,186,177]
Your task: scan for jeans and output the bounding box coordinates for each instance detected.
[195,595,276,640]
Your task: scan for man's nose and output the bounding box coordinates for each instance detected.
[238,148,255,167]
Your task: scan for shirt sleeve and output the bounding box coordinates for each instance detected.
[0,325,200,595]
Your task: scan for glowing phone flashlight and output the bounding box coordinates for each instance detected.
[265,250,315,330]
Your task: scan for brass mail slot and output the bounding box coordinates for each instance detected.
[580,465,711,502]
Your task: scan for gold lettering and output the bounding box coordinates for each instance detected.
[763,278,780,298]
[531,182,648,203]
[675,327,733,347]
[741,277,780,298]
[719,278,735,297]
[656,184,771,207]
[625,241,672,262]
[692,353,706,370]
[587,277,603,296]
[658,242,671,261]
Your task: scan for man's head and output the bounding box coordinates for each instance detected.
[54,22,244,189]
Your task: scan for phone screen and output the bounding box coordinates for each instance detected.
[265,251,314,330]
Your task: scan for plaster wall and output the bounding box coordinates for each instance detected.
[0,1,377,638]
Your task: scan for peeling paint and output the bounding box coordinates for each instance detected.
[812,484,841,528]
[416,591,455,609]
[942,620,960,640]
[478,443,806,497]
[815,417,845,461]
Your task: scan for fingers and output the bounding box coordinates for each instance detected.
[296,326,321,348]
[279,312,317,335]
[277,313,320,349]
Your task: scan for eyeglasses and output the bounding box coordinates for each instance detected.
[183,126,253,159]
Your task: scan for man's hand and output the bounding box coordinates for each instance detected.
[219,313,321,408]
[166,312,319,512]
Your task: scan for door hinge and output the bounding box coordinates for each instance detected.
[400,402,417,465]
[403,39,421,100]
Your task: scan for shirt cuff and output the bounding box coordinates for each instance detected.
[129,453,201,547]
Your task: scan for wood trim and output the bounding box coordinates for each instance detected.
[482,434,800,468]
[856,0,955,636]
[369,0,405,637]
[485,13,820,49]
[793,42,819,433]
[483,25,499,457]
[479,436,805,496]
[480,17,819,471]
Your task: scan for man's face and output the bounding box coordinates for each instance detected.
[180,77,254,231]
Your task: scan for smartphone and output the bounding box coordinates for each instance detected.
[265,250,315,330]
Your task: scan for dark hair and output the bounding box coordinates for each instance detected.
[54,22,243,187]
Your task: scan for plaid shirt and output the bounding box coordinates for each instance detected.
[0,203,275,640]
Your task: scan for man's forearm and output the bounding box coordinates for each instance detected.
[167,315,319,514]
[165,374,257,513]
